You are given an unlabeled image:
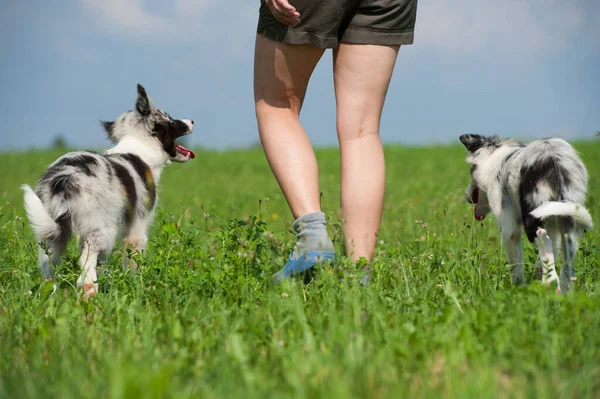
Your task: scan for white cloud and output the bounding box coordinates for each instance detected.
[79,0,255,44]
[414,0,593,54]
[81,0,172,37]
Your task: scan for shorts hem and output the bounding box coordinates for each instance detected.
[258,27,339,49]
[341,26,415,46]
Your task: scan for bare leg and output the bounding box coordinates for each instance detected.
[254,33,325,219]
[333,43,400,261]
[255,33,338,281]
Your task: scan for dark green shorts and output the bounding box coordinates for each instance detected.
[257,0,418,48]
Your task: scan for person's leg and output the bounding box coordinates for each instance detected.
[254,33,324,219]
[333,43,400,262]
[254,33,335,280]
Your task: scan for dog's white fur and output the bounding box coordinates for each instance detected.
[22,84,195,298]
[460,134,592,293]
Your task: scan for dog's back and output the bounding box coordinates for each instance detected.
[509,138,591,242]
[519,138,587,205]
[23,150,156,246]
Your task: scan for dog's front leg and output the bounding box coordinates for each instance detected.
[490,191,525,285]
[496,200,525,285]
[501,226,525,285]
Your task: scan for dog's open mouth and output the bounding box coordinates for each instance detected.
[474,202,486,221]
[471,187,488,221]
[175,143,195,159]
[467,186,487,221]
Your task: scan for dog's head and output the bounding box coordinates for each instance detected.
[459,134,502,221]
[101,84,195,163]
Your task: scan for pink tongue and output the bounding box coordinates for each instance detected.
[176,144,195,159]
[474,203,486,221]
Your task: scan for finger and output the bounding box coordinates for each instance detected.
[268,0,283,14]
[274,14,299,25]
[268,9,299,24]
[277,0,296,13]
[284,10,301,19]
[276,0,300,18]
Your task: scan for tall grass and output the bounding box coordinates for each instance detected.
[1,141,599,398]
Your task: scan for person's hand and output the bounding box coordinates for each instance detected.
[265,0,301,25]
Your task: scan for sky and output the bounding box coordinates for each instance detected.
[1,0,599,152]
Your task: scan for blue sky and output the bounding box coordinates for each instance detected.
[1,0,599,151]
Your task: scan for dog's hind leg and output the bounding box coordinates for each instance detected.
[36,213,70,293]
[122,218,150,272]
[38,244,54,281]
[535,227,560,293]
[539,222,561,281]
[559,217,578,294]
[37,242,63,293]
[76,240,100,299]
[37,235,68,293]
[96,247,113,277]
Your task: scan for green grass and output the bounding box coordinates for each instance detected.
[1,141,599,398]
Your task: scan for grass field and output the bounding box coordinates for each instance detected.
[1,140,599,398]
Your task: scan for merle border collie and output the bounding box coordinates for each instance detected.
[459,134,592,294]
[22,84,195,298]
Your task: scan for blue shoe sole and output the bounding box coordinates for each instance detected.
[273,251,335,281]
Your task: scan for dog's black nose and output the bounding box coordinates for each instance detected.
[191,120,194,125]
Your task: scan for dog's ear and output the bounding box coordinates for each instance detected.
[101,120,117,143]
[460,134,485,152]
[136,84,151,116]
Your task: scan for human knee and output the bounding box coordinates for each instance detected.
[255,95,302,119]
[254,73,305,117]
[337,120,380,142]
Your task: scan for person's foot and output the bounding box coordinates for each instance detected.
[273,249,335,282]
[359,266,371,286]
[272,212,335,281]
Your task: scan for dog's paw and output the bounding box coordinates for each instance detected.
[82,283,99,299]
[545,279,561,294]
[77,277,98,299]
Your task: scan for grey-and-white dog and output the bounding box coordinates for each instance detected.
[22,84,195,297]
[460,134,592,293]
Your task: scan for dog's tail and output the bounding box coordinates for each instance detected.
[21,185,69,242]
[530,201,593,230]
